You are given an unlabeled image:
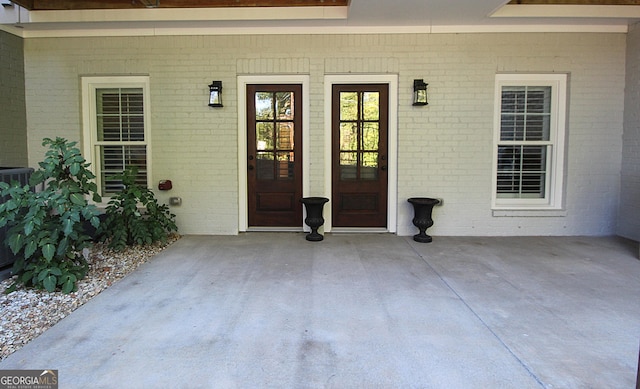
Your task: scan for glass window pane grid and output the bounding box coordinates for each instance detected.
[500,86,551,142]
[96,88,144,142]
[497,84,553,200]
[99,145,147,194]
[496,144,547,198]
[255,91,296,181]
[338,91,381,181]
[95,86,147,195]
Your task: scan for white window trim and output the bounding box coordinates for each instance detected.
[81,76,152,201]
[491,73,567,211]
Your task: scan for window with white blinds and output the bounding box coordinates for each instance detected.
[82,77,150,197]
[492,74,567,210]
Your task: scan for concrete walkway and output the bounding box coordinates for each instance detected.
[1,234,639,388]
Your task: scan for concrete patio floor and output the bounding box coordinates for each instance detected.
[1,233,639,388]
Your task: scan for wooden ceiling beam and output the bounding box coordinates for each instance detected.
[10,0,348,11]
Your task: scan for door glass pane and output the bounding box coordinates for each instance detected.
[256,122,274,151]
[276,92,293,120]
[276,123,294,150]
[362,92,380,120]
[256,92,274,120]
[256,152,274,180]
[340,152,357,180]
[362,123,379,150]
[361,152,378,180]
[276,152,294,180]
[340,92,358,121]
[340,123,357,151]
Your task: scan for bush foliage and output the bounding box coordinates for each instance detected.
[97,167,177,251]
[0,138,102,293]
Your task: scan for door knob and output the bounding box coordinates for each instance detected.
[248,155,254,160]
[381,165,387,171]
[248,165,254,170]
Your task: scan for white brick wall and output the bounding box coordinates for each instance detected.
[22,32,626,236]
[619,23,640,242]
[0,30,27,167]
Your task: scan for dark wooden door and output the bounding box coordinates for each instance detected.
[247,84,303,227]
[332,84,388,227]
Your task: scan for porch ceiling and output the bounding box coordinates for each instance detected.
[1,0,640,36]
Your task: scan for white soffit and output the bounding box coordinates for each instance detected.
[27,6,348,23]
[492,4,640,19]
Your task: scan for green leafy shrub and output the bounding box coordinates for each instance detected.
[98,167,177,251]
[0,137,102,293]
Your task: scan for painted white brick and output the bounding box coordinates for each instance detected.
[20,32,627,236]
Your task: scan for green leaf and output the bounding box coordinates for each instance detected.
[4,283,17,294]
[38,268,49,281]
[42,243,55,261]
[24,220,35,236]
[5,199,18,211]
[70,192,85,206]
[61,279,75,294]
[29,171,45,186]
[62,218,74,236]
[69,163,81,176]
[43,275,57,292]
[24,240,37,258]
[8,233,24,254]
[21,271,33,284]
[50,267,63,276]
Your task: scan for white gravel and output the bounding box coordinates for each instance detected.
[0,235,180,361]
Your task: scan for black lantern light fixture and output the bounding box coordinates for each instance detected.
[208,81,223,108]
[413,79,428,106]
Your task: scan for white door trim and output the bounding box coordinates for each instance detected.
[323,74,399,233]
[237,75,310,232]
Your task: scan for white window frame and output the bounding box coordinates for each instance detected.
[492,73,567,210]
[81,76,152,199]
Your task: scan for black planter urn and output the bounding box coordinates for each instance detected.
[408,197,440,243]
[301,197,329,242]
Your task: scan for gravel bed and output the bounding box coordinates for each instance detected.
[0,235,180,361]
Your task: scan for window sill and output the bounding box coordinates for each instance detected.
[492,209,567,217]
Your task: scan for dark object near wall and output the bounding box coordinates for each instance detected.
[0,167,34,268]
[301,197,329,242]
[408,197,440,243]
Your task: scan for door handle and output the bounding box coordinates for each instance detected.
[248,155,254,160]
[381,165,387,171]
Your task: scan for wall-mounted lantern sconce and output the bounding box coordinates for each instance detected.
[413,79,428,106]
[208,81,223,108]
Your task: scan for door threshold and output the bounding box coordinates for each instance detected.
[330,227,389,234]
[247,227,304,232]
